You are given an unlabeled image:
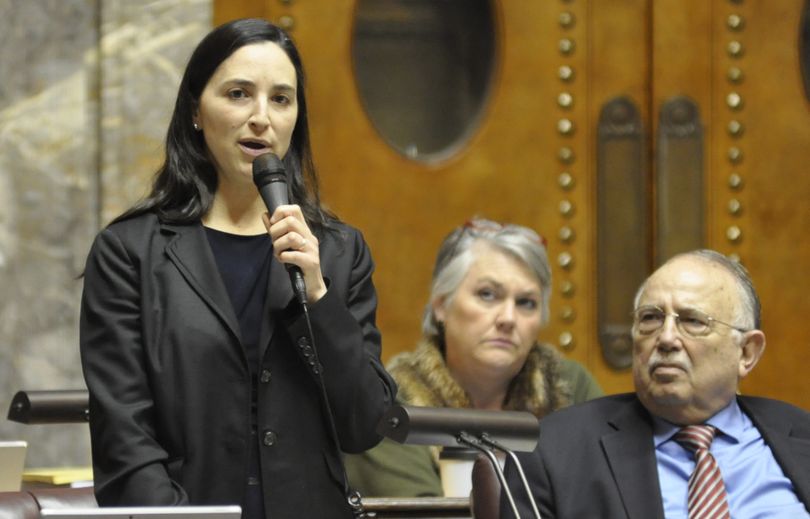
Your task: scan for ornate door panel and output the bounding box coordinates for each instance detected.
[215,1,810,408]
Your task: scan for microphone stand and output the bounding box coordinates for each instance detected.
[376,405,540,519]
[456,431,521,519]
[480,433,542,519]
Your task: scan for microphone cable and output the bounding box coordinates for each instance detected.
[298,300,364,516]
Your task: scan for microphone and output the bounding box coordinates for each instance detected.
[252,153,308,306]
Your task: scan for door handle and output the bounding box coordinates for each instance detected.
[597,96,649,370]
[655,96,705,265]
[596,95,705,371]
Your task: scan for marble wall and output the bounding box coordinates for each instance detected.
[0,0,211,468]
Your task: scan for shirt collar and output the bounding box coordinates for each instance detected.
[652,398,745,448]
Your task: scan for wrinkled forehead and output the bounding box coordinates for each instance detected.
[638,257,740,316]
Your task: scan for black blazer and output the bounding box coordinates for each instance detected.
[504,393,810,518]
[80,212,396,518]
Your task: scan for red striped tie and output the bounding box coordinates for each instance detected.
[675,425,731,519]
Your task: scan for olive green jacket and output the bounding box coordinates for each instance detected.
[344,340,603,497]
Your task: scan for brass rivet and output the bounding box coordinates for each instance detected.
[726,225,742,242]
[557,118,575,135]
[728,253,742,263]
[559,200,575,218]
[279,15,295,30]
[728,147,743,163]
[559,12,575,28]
[558,92,574,109]
[560,280,576,297]
[727,40,744,58]
[558,147,575,164]
[558,251,574,270]
[726,92,743,110]
[558,226,575,243]
[728,198,742,215]
[558,172,575,190]
[727,120,744,137]
[559,38,576,55]
[560,306,576,322]
[728,173,744,190]
[558,65,575,82]
[727,14,744,31]
[559,332,575,350]
[727,67,744,83]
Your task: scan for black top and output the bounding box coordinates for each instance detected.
[204,227,273,377]
[205,227,272,519]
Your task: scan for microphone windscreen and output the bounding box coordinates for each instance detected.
[252,152,285,187]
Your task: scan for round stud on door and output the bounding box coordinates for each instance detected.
[558,65,575,82]
[559,332,575,351]
[728,199,742,215]
[727,40,744,58]
[727,14,745,31]
[727,67,744,83]
[558,147,575,164]
[558,226,575,243]
[558,251,574,270]
[726,92,744,110]
[558,200,575,218]
[560,280,576,297]
[557,118,575,135]
[726,225,743,243]
[559,38,576,55]
[558,171,575,190]
[559,12,575,29]
[727,120,744,137]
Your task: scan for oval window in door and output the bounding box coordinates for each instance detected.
[352,0,496,162]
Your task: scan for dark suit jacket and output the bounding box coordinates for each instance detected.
[80,212,396,518]
[504,393,810,518]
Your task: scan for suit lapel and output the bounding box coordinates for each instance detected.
[739,397,810,509]
[258,254,295,360]
[601,398,666,519]
[162,222,242,344]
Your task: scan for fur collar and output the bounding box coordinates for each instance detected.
[387,340,571,418]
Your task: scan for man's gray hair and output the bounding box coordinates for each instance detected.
[422,218,552,345]
[634,249,761,330]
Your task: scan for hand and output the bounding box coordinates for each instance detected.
[263,205,327,303]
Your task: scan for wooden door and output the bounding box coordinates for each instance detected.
[215,1,810,408]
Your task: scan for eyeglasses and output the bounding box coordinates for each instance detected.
[631,306,750,338]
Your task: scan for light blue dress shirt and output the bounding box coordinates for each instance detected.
[654,399,809,519]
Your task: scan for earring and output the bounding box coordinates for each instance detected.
[193,122,201,131]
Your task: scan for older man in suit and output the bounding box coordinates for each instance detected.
[504,249,810,518]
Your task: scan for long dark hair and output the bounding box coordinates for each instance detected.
[112,18,332,233]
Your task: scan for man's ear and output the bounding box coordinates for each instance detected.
[739,329,766,379]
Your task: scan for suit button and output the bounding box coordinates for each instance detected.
[297,337,310,348]
[262,430,277,447]
[260,369,271,383]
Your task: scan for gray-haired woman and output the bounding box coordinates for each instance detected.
[345,217,602,497]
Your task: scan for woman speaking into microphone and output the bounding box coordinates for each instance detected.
[79,18,396,519]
